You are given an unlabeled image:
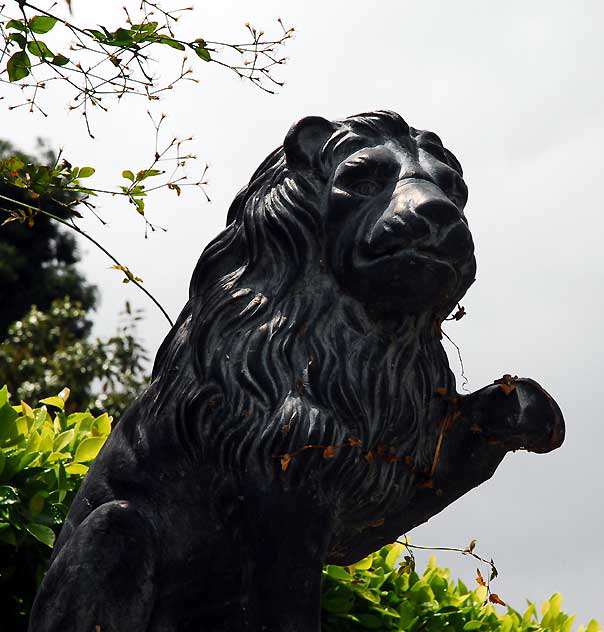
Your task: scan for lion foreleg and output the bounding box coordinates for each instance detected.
[28,500,156,632]
[459,377,565,454]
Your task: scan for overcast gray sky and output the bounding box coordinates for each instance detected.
[5,0,604,626]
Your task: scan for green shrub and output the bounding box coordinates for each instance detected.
[0,298,149,417]
[322,543,600,632]
[0,385,112,629]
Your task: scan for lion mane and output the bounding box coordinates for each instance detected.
[140,110,468,554]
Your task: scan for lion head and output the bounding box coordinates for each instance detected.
[146,111,484,563]
[287,112,476,318]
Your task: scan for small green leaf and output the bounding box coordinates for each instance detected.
[73,436,105,462]
[78,167,95,178]
[159,36,185,50]
[122,170,135,181]
[7,50,31,82]
[111,28,134,46]
[39,396,64,410]
[29,16,58,34]
[27,40,54,58]
[85,29,106,41]
[463,622,483,631]
[50,53,70,66]
[94,413,112,436]
[39,426,54,452]
[353,554,373,571]
[53,429,75,452]
[385,542,403,570]
[326,565,352,581]
[25,522,55,547]
[0,404,20,443]
[0,385,8,408]
[6,20,27,32]
[137,169,162,179]
[131,22,159,34]
[194,46,211,62]
[65,462,88,476]
[66,412,90,429]
[9,32,27,49]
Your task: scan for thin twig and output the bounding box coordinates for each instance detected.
[397,536,501,605]
[441,328,469,393]
[0,193,174,327]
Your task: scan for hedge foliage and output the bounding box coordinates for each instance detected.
[0,385,112,627]
[322,545,599,631]
[0,386,600,632]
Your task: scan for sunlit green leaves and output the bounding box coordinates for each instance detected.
[25,522,55,547]
[0,386,112,553]
[321,544,596,631]
[73,436,105,462]
[39,396,64,409]
[28,16,58,35]
[53,429,75,452]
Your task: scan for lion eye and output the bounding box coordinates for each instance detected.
[348,180,383,196]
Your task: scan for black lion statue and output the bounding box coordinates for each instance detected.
[30,110,565,632]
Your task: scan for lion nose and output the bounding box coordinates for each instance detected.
[400,179,474,262]
[404,179,461,225]
[366,178,474,261]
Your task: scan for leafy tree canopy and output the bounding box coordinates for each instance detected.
[0,139,96,340]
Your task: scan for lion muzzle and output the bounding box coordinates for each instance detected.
[368,178,474,264]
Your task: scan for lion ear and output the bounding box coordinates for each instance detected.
[284,116,336,172]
